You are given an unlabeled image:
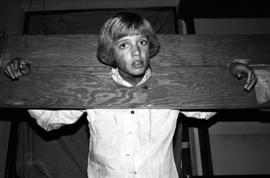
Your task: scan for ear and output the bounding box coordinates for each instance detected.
[149,35,160,58]
[97,45,116,67]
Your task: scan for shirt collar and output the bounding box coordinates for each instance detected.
[111,67,152,87]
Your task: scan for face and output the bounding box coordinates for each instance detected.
[112,34,150,83]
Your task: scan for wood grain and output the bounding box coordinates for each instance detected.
[0,66,269,109]
[1,34,270,109]
[3,34,270,67]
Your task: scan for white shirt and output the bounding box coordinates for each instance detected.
[28,67,214,178]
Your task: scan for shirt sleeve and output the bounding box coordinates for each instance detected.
[28,110,85,131]
[180,111,216,120]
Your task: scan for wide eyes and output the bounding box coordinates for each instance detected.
[139,39,148,46]
[119,42,129,49]
[118,38,148,49]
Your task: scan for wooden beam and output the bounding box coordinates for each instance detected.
[0,34,270,109]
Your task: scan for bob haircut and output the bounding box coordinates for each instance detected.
[97,12,160,67]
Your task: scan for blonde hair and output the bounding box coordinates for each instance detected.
[97,12,160,67]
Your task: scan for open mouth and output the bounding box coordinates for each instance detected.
[131,60,144,68]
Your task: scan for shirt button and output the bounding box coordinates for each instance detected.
[131,110,135,114]
[129,171,137,175]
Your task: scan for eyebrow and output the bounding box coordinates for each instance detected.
[115,39,129,46]
[117,35,147,42]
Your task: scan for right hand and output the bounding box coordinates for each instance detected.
[4,57,31,80]
[229,62,257,92]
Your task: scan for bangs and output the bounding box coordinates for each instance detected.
[109,17,153,41]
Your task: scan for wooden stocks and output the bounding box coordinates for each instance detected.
[0,34,270,109]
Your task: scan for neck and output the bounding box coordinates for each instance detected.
[118,70,144,86]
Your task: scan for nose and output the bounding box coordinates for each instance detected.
[131,44,141,57]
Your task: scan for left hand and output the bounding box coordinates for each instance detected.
[4,57,31,80]
[229,62,257,92]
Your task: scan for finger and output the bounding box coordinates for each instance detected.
[13,58,20,71]
[246,77,257,91]
[246,70,252,85]
[250,74,257,89]
[9,63,19,78]
[5,66,17,80]
[9,62,23,78]
[4,67,12,79]
[11,63,20,78]
[245,73,257,91]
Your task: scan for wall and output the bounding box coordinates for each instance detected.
[0,0,25,35]
[209,119,270,175]
[0,0,180,35]
[20,0,179,11]
[194,18,270,35]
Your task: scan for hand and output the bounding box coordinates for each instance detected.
[229,62,257,92]
[4,57,31,80]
